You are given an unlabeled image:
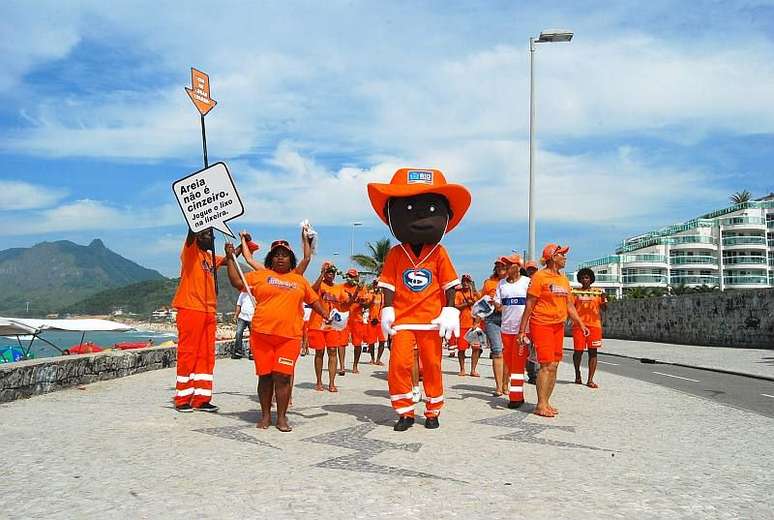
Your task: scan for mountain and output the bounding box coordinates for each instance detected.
[0,239,166,315]
[63,273,242,315]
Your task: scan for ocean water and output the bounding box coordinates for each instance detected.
[1,329,178,360]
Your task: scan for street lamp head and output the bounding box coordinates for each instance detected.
[536,30,573,43]
[352,222,363,227]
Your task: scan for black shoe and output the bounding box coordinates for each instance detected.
[393,416,415,431]
[424,417,440,429]
[230,352,243,359]
[175,404,194,413]
[194,403,219,413]
[508,400,525,409]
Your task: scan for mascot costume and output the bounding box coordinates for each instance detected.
[367,168,471,431]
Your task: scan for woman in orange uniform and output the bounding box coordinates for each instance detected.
[517,244,588,418]
[366,280,387,365]
[225,237,329,432]
[454,274,480,376]
[309,262,351,392]
[571,268,607,388]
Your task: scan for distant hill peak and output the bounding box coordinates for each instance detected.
[89,238,106,248]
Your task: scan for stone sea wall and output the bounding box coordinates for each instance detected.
[598,289,774,349]
[0,341,233,403]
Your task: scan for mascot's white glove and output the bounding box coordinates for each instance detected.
[431,306,460,340]
[381,306,397,337]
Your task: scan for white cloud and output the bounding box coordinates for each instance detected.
[0,180,68,210]
[0,199,179,236]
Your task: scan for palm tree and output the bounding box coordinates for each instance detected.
[352,238,392,275]
[729,190,752,204]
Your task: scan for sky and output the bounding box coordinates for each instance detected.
[2,0,773,283]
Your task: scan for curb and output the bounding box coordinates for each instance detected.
[562,347,774,383]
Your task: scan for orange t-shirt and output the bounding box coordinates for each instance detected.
[571,289,604,329]
[378,244,459,329]
[527,269,571,325]
[480,277,500,299]
[454,287,477,329]
[343,283,365,323]
[171,240,225,313]
[308,282,349,331]
[244,269,319,339]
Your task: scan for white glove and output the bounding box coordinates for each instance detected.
[380,306,397,337]
[431,306,460,340]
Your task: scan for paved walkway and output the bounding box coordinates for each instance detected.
[2,351,772,519]
[582,338,774,379]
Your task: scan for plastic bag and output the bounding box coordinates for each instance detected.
[471,295,495,319]
[329,310,349,331]
[299,219,318,254]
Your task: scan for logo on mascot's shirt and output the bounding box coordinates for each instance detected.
[407,170,434,185]
[402,268,433,292]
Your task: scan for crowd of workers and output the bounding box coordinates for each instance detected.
[170,227,607,430]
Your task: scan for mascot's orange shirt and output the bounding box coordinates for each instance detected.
[527,269,571,325]
[244,269,318,339]
[378,244,459,329]
[308,282,348,331]
[171,241,225,313]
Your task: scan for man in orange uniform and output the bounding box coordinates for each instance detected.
[518,244,588,418]
[367,168,471,431]
[171,229,243,413]
[571,268,607,388]
[342,268,367,374]
[309,263,351,392]
[453,274,481,376]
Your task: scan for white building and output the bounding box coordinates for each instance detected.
[567,195,774,297]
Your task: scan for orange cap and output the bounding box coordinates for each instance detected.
[346,268,359,277]
[541,243,569,261]
[367,168,471,232]
[524,260,538,270]
[270,239,293,253]
[498,254,523,266]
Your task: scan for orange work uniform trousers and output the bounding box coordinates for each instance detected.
[175,308,216,407]
[388,330,444,418]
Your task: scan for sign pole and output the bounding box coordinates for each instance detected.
[201,114,209,168]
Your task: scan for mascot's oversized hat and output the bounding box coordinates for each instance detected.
[367,168,471,232]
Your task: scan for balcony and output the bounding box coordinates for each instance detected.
[723,256,768,267]
[670,275,719,286]
[720,216,766,230]
[622,254,668,268]
[724,276,770,287]
[670,255,718,267]
[670,235,717,251]
[767,220,774,229]
[622,274,668,285]
[593,274,620,283]
[722,236,768,249]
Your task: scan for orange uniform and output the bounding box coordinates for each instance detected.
[171,240,225,407]
[379,244,460,418]
[367,289,386,344]
[452,287,477,350]
[244,269,319,375]
[571,288,604,351]
[345,283,368,347]
[307,282,350,349]
[527,269,571,364]
[480,277,499,299]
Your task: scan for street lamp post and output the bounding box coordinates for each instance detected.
[528,29,573,261]
[350,222,363,266]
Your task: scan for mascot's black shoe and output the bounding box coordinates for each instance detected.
[393,416,415,431]
[424,417,440,429]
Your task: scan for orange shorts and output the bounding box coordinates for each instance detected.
[530,322,565,364]
[350,321,367,347]
[250,332,301,376]
[307,329,348,350]
[572,326,602,351]
[451,327,474,351]
[365,321,382,344]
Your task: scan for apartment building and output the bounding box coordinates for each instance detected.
[567,195,774,297]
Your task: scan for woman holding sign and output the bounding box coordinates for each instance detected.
[226,238,329,432]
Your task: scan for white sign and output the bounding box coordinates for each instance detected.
[172,162,244,237]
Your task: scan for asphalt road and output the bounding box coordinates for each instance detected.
[588,351,774,419]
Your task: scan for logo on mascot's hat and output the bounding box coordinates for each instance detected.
[407,170,434,185]
[402,268,432,292]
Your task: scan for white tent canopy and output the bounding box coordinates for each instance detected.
[0,317,133,336]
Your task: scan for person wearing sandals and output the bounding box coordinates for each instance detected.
[517,244,588,418]
[481,259,508,395]
[225,236,329,432]
[571,268,607,388]
[454,274,481,376]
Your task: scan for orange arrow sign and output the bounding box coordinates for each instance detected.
[185,67,217,116]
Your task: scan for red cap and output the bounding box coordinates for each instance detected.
[346,268,359,278]
[541,243,569,262]
[498,254,523,266]
[270,239,293,253]
[524,260,538,270]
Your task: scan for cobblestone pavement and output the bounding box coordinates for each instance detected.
[586,338,774,379]
[2,351,773,519]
